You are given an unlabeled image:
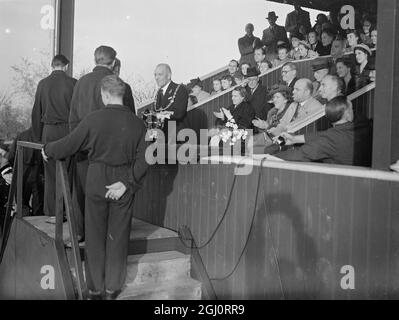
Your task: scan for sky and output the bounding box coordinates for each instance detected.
[0,0,325,92]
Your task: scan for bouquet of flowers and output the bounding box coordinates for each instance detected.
[213,118,249,146]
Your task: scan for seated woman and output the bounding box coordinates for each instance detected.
[187,77,210,107]
[210,78,223,96]
[297,41,319,60]
[259,60,273,75]
[360,18,373,46]
[250,84,297,149]
[213,86,255,130]
[335,57,356,96]
[288,33,303,60]
[272,44,292,67]
[354,44,374,89]
[370,29,377,50]
[234,72,246,86]
[221,74,234,91]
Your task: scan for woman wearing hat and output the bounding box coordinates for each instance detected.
[250,84,298,148]
[297,41,319,60]
[354,44,374,88]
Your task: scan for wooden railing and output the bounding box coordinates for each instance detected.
[0,142,86,300]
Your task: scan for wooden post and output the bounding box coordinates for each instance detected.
[372,0,399,169]
[57,0,75,77]
[16,146,23,219]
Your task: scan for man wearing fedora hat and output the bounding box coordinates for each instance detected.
[245,67,270,121]
[262,11,288,61]
[187,77,210,107]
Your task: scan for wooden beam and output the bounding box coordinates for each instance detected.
[372,0,399,169]
[57,0,75,76]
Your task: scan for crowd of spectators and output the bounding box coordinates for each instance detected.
[203,3,377,166]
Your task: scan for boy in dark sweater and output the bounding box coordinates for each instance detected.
[43,75,149,299]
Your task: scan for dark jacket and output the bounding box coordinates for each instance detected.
[246,84,271,120]
[216,102,256,130]
[238,34,262,66]
[276,120,372,166]
[153,81,189,134]
[262,25,289,57]
[317,43,332,56]
[69,66,135,131]
[285,9,311,34]
[45,105,148,194]
[31,70,77,142]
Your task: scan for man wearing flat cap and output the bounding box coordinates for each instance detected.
[187,77,210,107]
[245,67,270,121]
[262,11,288,61]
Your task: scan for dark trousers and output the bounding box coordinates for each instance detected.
[71,157,88,239]
[22,166,44,216]
[84,163,134,293]
[42,123,70,216]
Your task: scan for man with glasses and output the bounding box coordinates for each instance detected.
[280,62,298,89]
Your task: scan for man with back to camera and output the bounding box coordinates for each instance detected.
[42,75,149,300]
[275,95,372,166]
[68,46,135,240]
[112,58,136,114]
[31,54,76,217]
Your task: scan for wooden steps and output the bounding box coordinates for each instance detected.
[23,216,201,300]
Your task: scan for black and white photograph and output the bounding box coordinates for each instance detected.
[0,0,398,310]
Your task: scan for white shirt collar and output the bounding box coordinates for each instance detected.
[300,97,312,107]
[161,81,171,95]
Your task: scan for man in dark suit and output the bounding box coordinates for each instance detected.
[43,75,149,300]
[238,23,262,67]
[262,11,289,61]
[152,63,189,142]
[245,67,270,120]
[112,58,136,114]
[285,4,311,37]
[68,46,135,239]
[31,54,76,217]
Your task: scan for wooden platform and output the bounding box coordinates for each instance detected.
[24,216,177,243]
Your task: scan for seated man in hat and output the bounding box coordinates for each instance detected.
[275,95,372,166]
[245,67,270,121]
[312,59,331,104]
[187,77,210,107]
[262,11,288,61]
